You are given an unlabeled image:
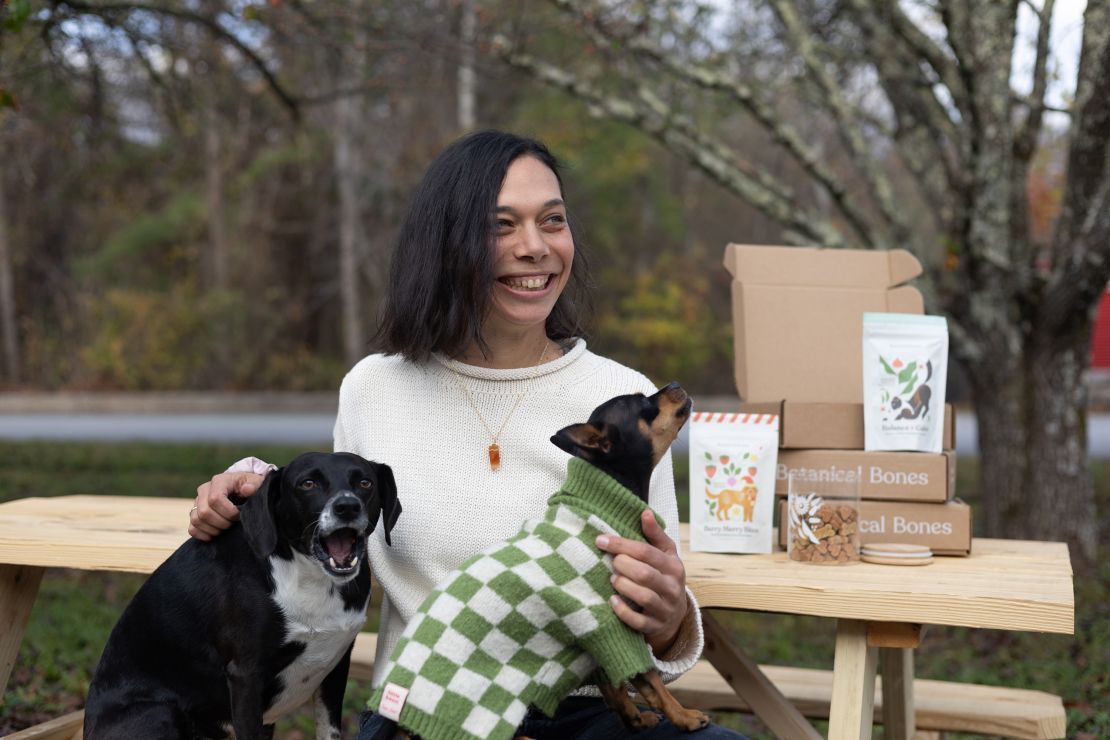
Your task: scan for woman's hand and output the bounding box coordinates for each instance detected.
[188,471,264,541]
[595,510,689,656]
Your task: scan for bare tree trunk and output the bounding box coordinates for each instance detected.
[458,0,477,131]
[333,62,367,366]
[0,176,19,385]
[198,1,231,387]
[969,326,1098,566]
[202,75,232,388]
[1028,325,1098,562]
[201,0,229,294]
[204,100,229,292]
[967,350,1029,541]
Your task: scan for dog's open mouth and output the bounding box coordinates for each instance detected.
[314,528,364,576]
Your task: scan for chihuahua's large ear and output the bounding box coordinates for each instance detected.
[551,423,612,457]
[370,462,401,547]
[239,467,282,560]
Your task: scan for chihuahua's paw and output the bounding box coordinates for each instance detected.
[674,708,710,732]
[633,709,662,730]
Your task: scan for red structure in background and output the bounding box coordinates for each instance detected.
[1093,291,1110,369]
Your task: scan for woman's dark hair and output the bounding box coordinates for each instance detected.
[374,130,590,362]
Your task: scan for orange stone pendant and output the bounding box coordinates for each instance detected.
[488,443,501,471]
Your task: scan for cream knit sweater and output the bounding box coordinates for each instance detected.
[331,339,704,690]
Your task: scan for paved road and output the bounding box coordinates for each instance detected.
[0,414,337,445]
[4,412,1110,457]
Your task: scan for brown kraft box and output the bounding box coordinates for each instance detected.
[779,499,972,556]
[775,449,955,503]
[724,244,924,404]
[740,400,955,450]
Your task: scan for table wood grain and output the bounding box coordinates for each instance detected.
[0,497,1074,635]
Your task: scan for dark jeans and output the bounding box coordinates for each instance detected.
[357,696,747,739]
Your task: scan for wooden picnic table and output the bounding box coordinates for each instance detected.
[0,495,1074,739]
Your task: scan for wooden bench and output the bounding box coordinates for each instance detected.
[5,630,1065,740]
[3,712,84,740]
[358,633,1067,739]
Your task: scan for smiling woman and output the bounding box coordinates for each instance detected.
[483,156,576,346]
[192,130,745,740]
[374,131,589,370]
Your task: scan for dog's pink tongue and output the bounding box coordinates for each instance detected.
[324,531,356,564]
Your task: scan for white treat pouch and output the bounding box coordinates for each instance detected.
[689,412,779,553]
[863,313,949,453]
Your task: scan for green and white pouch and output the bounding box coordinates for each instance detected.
[863,312,949,453]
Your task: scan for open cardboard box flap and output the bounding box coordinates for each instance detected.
[724,243,923,287]
[725,244,925,403]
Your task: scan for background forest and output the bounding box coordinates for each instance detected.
[0,0,756,395]
[1,0,1106,559]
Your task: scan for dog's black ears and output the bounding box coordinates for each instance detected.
[370,462,401,547]
[551,423,613,459]
[240,466,282,560]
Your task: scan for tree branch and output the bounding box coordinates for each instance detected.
[935,0,1028,295]
[544,0,883,249]
[1014,0,1056,162]
[882,0,971,121]
[1012,92,1071,115]
[53,0,300,121]
[493,36,853,249]
[937,0,980,170]
[119,24,185,132]
[845,0,965,158]
[937,0,976,101]
[1007,0,1056,279]
[843,1,966,211]
[1019,0,1044,19]
[1044,0,1110,331]
[766,0,910,247]
[888,116,953,230]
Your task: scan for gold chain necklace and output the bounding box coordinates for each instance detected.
[444,340,552,472]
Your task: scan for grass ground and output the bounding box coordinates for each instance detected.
[0,441,1106,738]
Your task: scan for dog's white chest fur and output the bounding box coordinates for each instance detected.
[262,551,368,724]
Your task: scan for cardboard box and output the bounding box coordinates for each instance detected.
[739,400,955,450]
[775,449,955,503]
[725,244,924,403]
[779,499,972,556]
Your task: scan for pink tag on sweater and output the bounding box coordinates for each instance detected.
[379,683,409,721]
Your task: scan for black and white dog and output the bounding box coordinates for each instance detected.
[84,452,401,740]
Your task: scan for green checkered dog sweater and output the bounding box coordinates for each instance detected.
[369,457,663,740]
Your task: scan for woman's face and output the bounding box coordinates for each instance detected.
[485,155,575,336]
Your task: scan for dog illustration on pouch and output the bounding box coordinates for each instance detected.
[704,483,758,522]
[371,383,709,740]
[84,452,401,740]
[890,360,933,421]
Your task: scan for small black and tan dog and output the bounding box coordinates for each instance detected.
[84,452,401,740]
[382,382,706,740]
[550,382,707,734]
